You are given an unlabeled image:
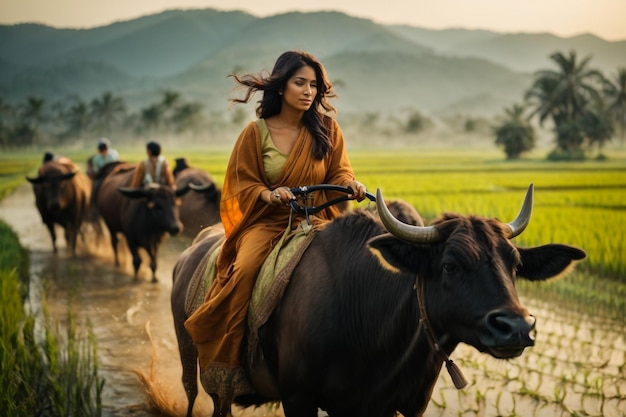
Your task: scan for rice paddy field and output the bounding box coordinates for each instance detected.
[179,147,626,417]
[2,146,625,417]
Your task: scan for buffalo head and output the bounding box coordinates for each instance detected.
[369,184,586,360]
[27,171,78,213]
[118,184,183,236]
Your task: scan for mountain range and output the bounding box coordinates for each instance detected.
[1,8,625,118]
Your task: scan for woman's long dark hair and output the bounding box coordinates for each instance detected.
[229,51,337,159]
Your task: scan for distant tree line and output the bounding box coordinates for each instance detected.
[0,90,222,149]
[494,50,626,160]
[1,50,625,159]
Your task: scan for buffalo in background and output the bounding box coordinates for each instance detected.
[27,158,94,256]
[173,158,221,239]
[96,163,186,282]
[171,184,586,417]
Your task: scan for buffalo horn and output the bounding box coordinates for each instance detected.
[503,183,534,239]
[118,187,148,199]
[60,171,77,181]
[376,189,441,243]
[26,171,76,184]
[175,183,191,196]
[189,182,215,192]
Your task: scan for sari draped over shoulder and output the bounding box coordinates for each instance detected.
[218,118,355,273]
[184,117,355,399]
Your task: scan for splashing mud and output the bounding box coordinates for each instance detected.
[0,184,213,416]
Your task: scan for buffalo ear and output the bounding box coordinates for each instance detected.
[26,176,42,184]
[118,187,148,199]
[516,244,587,281]
[368,233,424,274]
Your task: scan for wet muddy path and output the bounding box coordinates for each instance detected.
[0,184,213,417]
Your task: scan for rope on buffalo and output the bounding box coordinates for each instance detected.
[415,275,468,389]
[369,274,468,395]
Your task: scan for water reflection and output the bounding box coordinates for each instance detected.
[29,240,198,416]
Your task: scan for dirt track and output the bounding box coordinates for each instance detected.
[0,184,213,417]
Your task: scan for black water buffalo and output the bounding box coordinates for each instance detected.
[173,160,221,238]
[27,159,93,256]
[171,184,586,417]
[96,163,185,281]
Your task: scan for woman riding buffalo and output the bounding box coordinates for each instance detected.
[184,50,367,400]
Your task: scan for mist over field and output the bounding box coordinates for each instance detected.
[2,8,625,115]
[1,8,625,156]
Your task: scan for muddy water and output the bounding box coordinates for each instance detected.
[2,184,624,417]
[0,184,213,417]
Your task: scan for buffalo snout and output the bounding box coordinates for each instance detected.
[48,201,61,211]
[169,223,182,236]
[480,309,536,358]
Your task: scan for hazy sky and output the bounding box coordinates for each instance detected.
[1,0,625,41]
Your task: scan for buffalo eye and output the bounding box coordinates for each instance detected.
[443,262,457,274]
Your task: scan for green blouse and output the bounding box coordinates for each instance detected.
[258,119,289,184]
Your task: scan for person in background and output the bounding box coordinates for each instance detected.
[130,140,176,189]
[184,50,366,401]
[88,137,121,213]
[40,152,79,176]
[42,151,73,166]
[90,137,120,177]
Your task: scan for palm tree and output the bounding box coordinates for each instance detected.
[171,102,204,134]
[494,104,536,159]
[62,97,92,139]
[0,98,16,147]
[160,90,181,131]
[405,110,431,134]
[603,68,626,147]
[140,103,164,135]
[21,96,47,128]
[161,90,181,110]
[90,91,126,136]
[525,50,604,153]
[11,96,47,146]
[581,100,614,156]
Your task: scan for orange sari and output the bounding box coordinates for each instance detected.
[184,117,355,399]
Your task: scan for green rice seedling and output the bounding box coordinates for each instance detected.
[553,384,566,405]
[495,391,503,415]
[430,390,448,409]
[0,154,41,200]
[3,148,625,417]
[0,221,104,416]
[506,392,518,417]
[474,388,488,416]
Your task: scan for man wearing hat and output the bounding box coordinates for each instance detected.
[91,138,120,176]
[88,138,120,212]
